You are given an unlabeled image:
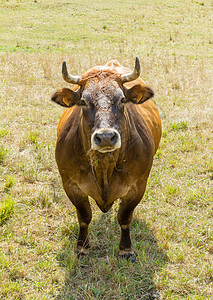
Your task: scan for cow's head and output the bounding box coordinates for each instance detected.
[52,57,154,153]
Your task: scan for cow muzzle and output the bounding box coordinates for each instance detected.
[91,128,121,153]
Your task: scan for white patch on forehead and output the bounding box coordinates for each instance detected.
[97,96,110,109]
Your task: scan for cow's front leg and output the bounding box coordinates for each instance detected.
[118,182,147,262]
[62,178,92,258]
[75,197,92,258]
[117,201,136,262]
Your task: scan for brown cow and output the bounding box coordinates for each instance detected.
[51,57,162,261]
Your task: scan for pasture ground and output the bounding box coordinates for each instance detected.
[0,0,212,299]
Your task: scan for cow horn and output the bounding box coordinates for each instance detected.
[121,57,141,83]
[62,61,82,85]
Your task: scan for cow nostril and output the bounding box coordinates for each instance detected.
[94,134,102,145]
[111,133,118,144]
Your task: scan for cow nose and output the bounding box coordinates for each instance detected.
[94,131,118,147]
[91,128,121,152]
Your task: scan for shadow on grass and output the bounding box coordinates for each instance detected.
[55,211,168,300]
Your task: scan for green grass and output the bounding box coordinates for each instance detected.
[0,196,14,226]
[0,146,7,163]
[4,176,15,193]
[0,0,213,299]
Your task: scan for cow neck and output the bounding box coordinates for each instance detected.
[89,150,119,202]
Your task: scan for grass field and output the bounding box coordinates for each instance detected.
[0,0,213,299]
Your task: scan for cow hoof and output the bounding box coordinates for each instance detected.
[118,250,137,263]
[76,247,89,259]
[77,251,86,260]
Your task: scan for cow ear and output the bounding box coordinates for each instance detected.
[124,84,154,104]
[51,88,80,107]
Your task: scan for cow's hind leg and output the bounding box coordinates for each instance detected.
[62,178,92,258]
[118,181,147,262]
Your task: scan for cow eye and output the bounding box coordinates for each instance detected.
[121,97,127,103]
[79,99,87,106]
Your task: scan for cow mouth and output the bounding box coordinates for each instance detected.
[97,147,117,153]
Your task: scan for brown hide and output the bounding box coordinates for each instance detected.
[53,59,162,258]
